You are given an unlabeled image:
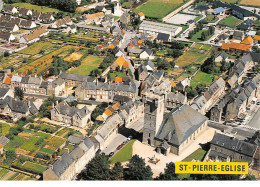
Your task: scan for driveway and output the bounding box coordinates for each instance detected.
[102,134,127,155]
[132,127,217,177]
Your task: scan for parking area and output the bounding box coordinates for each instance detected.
[166,13,197,25]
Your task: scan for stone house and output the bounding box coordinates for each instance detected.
[51,101,90,128]
[205,133,258,165]
[140,48,154,60]
[20,77,44,95]
[11,75,22,89]
[75,81,138,102]
[18,8,32,17]
[59,72,94,87]
[93,113,123,150]
[0,88,13,99]
[165,92,187,109]
[43,137,95,180]
[3,5,18,15]
[46,78,65,97]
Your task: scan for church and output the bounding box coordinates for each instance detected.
[143,94,208,156]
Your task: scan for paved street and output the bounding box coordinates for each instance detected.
[247,106,260,130]
[102,134,127,155]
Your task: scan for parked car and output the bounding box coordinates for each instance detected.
[127,136,133,141]
[89,97,96,101]
[257,101,260,105]
[117,144,123,150]
[108,152,114,157]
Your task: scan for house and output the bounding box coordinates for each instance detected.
[75,0,81,5]
[191,95,208,114]
[140,48,154,59]
[32,11,41,21]
[3,5,18,15]
[233,30,244,41]
[75,81,138,102]
[237,19,253,31]
[230,4,260,20]
[0,22,19,32]
[59,72,94,87]
[118,99,144,127]
[94,113,124,150]
[19,20,37,29]
[213,7,228,15]
[139,21,182,39]
[85,12,104,24]
[39,13,55,23]
[18,8,32,17]
[136,61,155,81]
[20,77,45,95]
[205,133,258,165]
[11,75,22,89]
[136,12,145,21]
[143,96,208,155]
[51,101,90,128]
[111,56,129,70]
[176,78,190,92]
[0,31,15,42]
[46,78,65,97]
[112,46,124,57]
[64,24,77,34]
[95,6,107,13]
[221,42,251,53]
[0,88,13,99]
[0,96,30,122]
[156,33,170,42]
[253,35,260,44]
[43,137,95,180]
[218,33,229,43]
[215,51,228,62]
[165,92,187,109]
[0,135,10,155]
[20,26,49,44]
[241,36,254,46]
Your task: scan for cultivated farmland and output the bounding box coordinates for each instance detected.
[134,0,185,19]
[218,16,242,28]
[239,0,260,7]
[18,42,55,56]
[11,3,59,13]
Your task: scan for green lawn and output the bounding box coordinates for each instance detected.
[109,71,127,81]
[134,0,186,19]
[191,29,214,42]
[22,161,46,174]
[11,3,59,13]
[218,16,242,28]
[190,71,214,88]
[68,55,103,76]
[45,136,66,149]
[4,136,27,151]
[110,140,136,164]
[182,148,207,162]
[0,123,10,136]
[204,14,219,23]
[19,42,55,56]
[194,14,203,22]
[39,148,54,155]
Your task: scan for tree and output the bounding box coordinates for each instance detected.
[90,69,101,77]
[185,87,198,100]
[14,87,24,101]
[39,97,58,118]
[110,162,124,180]
[124,155,153,180]
[201,31,207,41]
[157,162,179,180]
[81,153,111,180]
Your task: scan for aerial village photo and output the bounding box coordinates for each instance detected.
[0,0,259,183]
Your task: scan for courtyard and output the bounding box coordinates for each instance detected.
[165,13,197,25]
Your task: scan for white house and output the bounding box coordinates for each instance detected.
[140,48,154,60]
[113,2,123,17]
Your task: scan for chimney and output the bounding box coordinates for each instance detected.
[64,148,69,154]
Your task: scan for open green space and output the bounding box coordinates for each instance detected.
[204,14,219,23]
[0,123,10,136]
[45,136,66,149]
[190,71,214,88]
[191,29,214,42]
[68,55,103,76]
[134,0,186,19]
[0,168,9,179]
[7,173,19,180]
[19,42,56,56]
[22,161,46,174]
[218,16,242,28]
[11,3,59,13]
[39,148,54,155]
[110,140,136,164]
[5,136,27,151]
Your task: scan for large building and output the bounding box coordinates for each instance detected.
[139,21,182,39]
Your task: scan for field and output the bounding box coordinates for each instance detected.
[64,53,84,62]
[22,161,46,174]
[11,3,59,13]
[134,0,185,19]
[190,71,214,88]
[68,55,103,76]
[175,44,213,67]
[218,16,242,28]
[190,29,214,42]
[15,45,75,75]
[18,42,55,55]
[0,168,33,180]
[110,140,135,164]
[240,0,260,7]
[0,123,10,136]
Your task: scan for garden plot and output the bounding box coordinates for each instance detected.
[64,52,84,62]
[166,13,197,25]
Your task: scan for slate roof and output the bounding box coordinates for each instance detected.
[28,77,41,85]
[68,134,84,144]
[52,153,75,177]
[0,96,28,114]
[156,105,208,146]
[55,101,89,119]
[59,72,94,82]
[211,133,258,157]
[157,33,170,41]
[0,88,9,98]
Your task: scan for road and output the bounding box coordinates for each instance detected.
[247,106,260,130]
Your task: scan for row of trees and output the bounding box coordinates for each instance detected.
[201,26,215,41]
[79,153,256,180]
[188,22,203,39]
